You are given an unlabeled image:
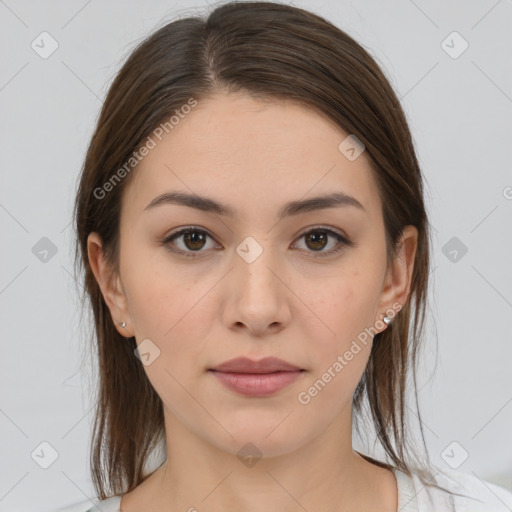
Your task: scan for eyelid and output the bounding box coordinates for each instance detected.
[293,226,353,258]
[162,226,220,255]
[296,225,350,242]
[162,225,353,257]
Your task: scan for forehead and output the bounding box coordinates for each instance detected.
[124,92,380,220]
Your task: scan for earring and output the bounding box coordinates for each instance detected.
[383,315,391,326]
[118,321,126,328]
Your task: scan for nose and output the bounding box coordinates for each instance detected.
[224,237,292,336]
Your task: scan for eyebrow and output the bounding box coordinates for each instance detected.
[144,191,366,218]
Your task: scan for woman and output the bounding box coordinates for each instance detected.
[67,1,512,511]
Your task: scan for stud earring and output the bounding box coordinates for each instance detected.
[118,321,126,328]
[383,315,391,326]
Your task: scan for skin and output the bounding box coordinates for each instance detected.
[88,90,418,512]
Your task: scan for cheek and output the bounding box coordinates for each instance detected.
[130,279,209,353]
[307,269,381,348]
[122,251,216,374]
[297,280,376,413]
[124,271,214,411]
[121,239,189,335]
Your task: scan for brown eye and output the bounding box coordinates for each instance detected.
[182,231,207,251]
[294,227,352,257]
[162,226,353,259]
[304,231,329,251]
[163,228,216,256]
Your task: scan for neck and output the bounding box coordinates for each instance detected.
[134,410,397,512]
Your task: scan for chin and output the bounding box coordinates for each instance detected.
[207,423,313,461]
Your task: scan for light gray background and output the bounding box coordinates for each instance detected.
[1,0,511,510]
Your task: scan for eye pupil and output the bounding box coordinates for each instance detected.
[184,231,206,250]
[305,232,327,251]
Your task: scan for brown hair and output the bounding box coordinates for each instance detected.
[73,0,459,500]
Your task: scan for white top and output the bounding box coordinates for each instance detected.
[58,467,512,511]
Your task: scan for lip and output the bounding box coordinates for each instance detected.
[210,356,302,373]
[208,357,305,397]
[209,370,304,397]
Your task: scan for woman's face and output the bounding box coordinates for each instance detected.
[89,91,416,458]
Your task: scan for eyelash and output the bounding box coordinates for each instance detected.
[161,226,353,259]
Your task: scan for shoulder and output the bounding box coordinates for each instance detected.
[55,495,122,512]
[408,466,512,511]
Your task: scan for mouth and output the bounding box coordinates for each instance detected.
[209,356,303,374]
[208,356,306,397]
[208,368,305,397]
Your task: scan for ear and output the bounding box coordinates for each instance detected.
[87,232,134,338]
[374,225,418,332]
